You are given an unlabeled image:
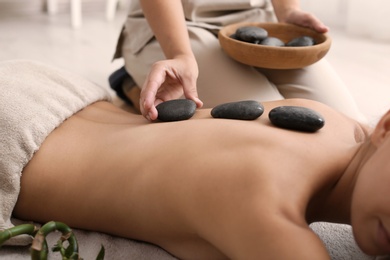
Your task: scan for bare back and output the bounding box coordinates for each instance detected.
[14,99,366,259]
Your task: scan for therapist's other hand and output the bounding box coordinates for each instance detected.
[140,55,203,121]
[283,9,329,33]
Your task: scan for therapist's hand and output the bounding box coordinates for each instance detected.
[139,55,203,121]
[280,9,329,33]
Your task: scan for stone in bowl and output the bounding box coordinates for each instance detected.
[218,22,331,69]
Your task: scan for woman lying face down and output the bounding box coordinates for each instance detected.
[11,92,390,259]
[1,58,387,260]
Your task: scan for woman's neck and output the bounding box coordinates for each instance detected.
[312,139,376,224]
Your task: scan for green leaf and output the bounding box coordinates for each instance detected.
[96,245,105,260]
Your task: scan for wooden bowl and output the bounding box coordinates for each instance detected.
[218,22,332,69]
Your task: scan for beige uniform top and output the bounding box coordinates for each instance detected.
[114,0,275,58]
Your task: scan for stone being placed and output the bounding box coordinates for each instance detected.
[211,100,264,120]
[268,106,325,132]
[156,99,197,122]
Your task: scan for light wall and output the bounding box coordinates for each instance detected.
[346,0,390,41]
[300,0,390,42]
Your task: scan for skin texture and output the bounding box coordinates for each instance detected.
[13,98,390,259]
[138,0,329,121]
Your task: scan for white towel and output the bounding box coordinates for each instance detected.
[310,222,375,260]
[0,60,111,245]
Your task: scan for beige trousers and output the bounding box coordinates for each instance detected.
[121,26,365,122]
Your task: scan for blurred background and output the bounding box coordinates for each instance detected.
[302,0,390,41]
[0,0,389,125]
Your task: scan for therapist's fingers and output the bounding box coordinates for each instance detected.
[306,14,329,33]
[140,65,166,121]
[182,77,203,109]
[141,85,159,121]
[140,57,201,121]
[286,10,329,34]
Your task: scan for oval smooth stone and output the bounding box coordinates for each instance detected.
[211,100,264,120]
[156,99,197,122]
[230,33,239,40]
[268,106,325,132]
[260,37,285,47]
[286,36,315,47]
[235,26,268,44]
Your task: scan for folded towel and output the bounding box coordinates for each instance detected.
[0,60,111,245]
[310,222,374,260]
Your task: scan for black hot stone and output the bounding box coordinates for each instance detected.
[156,99,197,122]
[235,26,268,44]
[230,33,239,40]
[286,36,315,47]
[211,100,264,120]
[268,106,325,132]
[260,37,285,47]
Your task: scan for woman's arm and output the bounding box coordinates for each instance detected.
[271,0,329,33]
[139,0,203,121]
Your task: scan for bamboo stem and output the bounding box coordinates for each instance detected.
[0,224,38,246]
[31,221,80,260]
[1,221,103,260]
